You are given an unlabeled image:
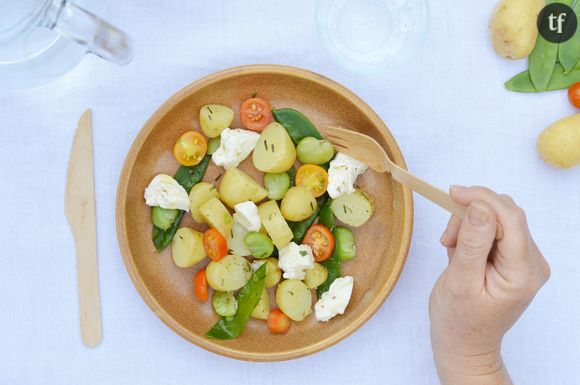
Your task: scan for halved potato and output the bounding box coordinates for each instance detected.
[199,104,234,138]
[257,200,293,249]
[171,228,206,268]
[219,167,268,208]
[280,186,317,221]
[303,262,328,289]
[250,288,270,320]
[189,182,219,223]
[206,255,252,291]
[199,197,233,238]
[331,188,375,227]
[275,279,312,321]
[252,122,296,173]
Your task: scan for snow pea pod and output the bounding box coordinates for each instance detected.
[529,36,558,91]
[559,0,580,72]
[316,200,339,298]
[206,263,267,340]
[505,63,580,92]
[288,195,329,243]
[272,108,323,144]
[152,155,210,252]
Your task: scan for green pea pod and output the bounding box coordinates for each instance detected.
[287,166,297,187]
[529,36,558,91]
[152,155,210,252]
[206,263,267,340]
[559,0,580,72]
[317,234,341,298]
[318,199,335,231]
[272,108,323,145]
[288,195,329,243]
[505,63,580,92]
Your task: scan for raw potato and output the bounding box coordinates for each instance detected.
[258,200,294,249]
[537,114,580,168]
[250,288,270,320]
[489,0,544,60]
[275,280,312,321]
[171,228,206,268]
[303,262,328,289]
[252,122,296,173]
[219,167,268,208]
[331,188,375,227]
[199,104,234,138]
[280,186,317,221]
[189,182,219,223]
[206,255,253,291]
[254,257,282,288]
[199,197,233,238]
[227,219,251,256]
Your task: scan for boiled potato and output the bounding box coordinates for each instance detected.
[228,219,251,256]
[537,114,580,168]
[489,0,544,60]
[251,288,270,320]
[189,182,219,223]
[219,167,268,208]
[258,200,294,249]
[252,122,296,173]
[253,257,282,288]
[206,255,252,291]
[199,197,233,238]
[303,262,328,289]
[275,280,312,321]
[199,104,234,138]
[331,188,375,227]
[280,186,316,221]
[171,228,206,268]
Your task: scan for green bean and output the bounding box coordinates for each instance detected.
[152,155,210,252]
[207,137,221,155]
[263,172,291,200]
[206,263,267,340]
[296,137,335,165]
[505,63,580,92]
[211,291,238,317]
[558,0,580,72]
[244,232,274,259]
[151,206,179,230]
[272,108,323,145]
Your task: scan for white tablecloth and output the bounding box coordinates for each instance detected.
[1,1,578,384]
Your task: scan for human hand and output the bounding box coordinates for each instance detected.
[429,186,550,385]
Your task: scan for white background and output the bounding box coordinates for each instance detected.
[1,1,579,384]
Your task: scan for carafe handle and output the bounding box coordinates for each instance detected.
[45,0,133,65]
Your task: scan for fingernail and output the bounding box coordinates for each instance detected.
[468,202,489,227]
[450,185,466,194]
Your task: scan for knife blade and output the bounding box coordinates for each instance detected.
[64,109,102,348]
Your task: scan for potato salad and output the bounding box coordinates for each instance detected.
[143,96,376,339]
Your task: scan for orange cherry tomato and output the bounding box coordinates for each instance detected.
[240,97,273,132]
[203,228,228,262]
[194,269,209,302]
[303,224,334,262]
[173,131,207,166]
[295,164,328,198]
[568,82,580,109]
[268,309,291,334]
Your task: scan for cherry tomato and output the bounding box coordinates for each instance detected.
[240,97,273,132]
[268,309,291,334]
[194,269,209,302]
[568,82,580,109]
[173,131,207,166]
[303,224,334,262]
[295,164,328,198]
[203,228,228,262]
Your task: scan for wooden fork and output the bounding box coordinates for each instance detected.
[323,126,504,240]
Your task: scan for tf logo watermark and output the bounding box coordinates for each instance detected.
[537,3,578,43]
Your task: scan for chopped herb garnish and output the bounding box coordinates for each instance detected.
[228,249,233,254]
[288,291,295,296]
[343,205,347,214]
[230,229,234,238]
[207,114,212,121]
[264,140,268,151]
[214,173,222,182]
[251,92,258,98]
[310,202,315,211]
[271,143,275,152]
[299,250,307,256]
[207,106,214,114]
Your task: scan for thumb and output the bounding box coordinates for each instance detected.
[447,200,497,293]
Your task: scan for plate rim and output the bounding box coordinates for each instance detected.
[115,64,414,362]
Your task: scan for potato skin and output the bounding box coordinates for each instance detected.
[489,0,544,60]
[537,114,580,168]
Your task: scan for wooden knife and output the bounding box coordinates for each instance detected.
[65,109,102,348]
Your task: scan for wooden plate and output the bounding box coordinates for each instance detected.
[116,65,413,361]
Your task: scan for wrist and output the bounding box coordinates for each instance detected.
[433,348,512,385]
